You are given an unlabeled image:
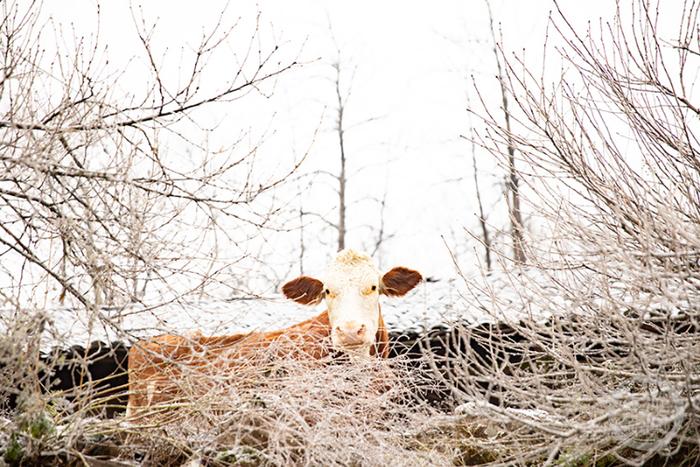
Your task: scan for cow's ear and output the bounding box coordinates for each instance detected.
[282,276,324,305]
[380,267,422,297]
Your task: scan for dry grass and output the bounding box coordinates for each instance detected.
[1,331,456,466]
[122,343,448,466]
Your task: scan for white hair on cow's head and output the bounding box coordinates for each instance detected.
[325,250,379,283]
[333,249,375,267]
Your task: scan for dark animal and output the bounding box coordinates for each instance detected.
[388,321,528,410]
[0,341,129,418]
[41,341,130,418]
[391,311,700,412]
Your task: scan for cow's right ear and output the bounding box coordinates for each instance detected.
[282,276,325,305]
[380,267,422,297]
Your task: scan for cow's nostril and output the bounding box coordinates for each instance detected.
[357,324,366,336]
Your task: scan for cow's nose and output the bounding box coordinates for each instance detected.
[335,323,367,345]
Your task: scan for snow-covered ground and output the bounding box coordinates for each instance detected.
[4,279,470,349]
[0,269,574,350]
[2,263,692,349]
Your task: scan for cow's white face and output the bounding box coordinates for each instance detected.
[282,249,422,356]
[323,253,382,352]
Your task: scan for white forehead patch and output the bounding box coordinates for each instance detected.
[324,249,379,286]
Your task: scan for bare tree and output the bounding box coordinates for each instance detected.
[0,2,306,444]
[464,91,493,273]
[333,59,349,252]
[482,0,526,265]
[297,48,391,260]
[330,57,394,257]
[442,0,700,464]
[0,1,302,314]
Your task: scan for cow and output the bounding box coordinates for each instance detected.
[126,249,422,417]
[389,321,529,410]
[1,341,129,418]
[41,341,130,417]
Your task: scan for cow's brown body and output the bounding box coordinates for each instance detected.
[126,310,390,416]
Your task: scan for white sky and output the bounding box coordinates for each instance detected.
[40,1,630,288]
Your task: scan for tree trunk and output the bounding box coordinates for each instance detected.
[334,62,347,252]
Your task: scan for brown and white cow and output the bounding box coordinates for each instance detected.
[126,249,421,417]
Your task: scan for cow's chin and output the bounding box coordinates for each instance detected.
[332,341,372,358]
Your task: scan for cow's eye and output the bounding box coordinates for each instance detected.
[363,285,377,295]
[325,289,330,295]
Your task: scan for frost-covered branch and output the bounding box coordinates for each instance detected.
[451,0,700,464]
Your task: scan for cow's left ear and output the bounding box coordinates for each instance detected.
[379,267,422,297]
[282,276,324,305]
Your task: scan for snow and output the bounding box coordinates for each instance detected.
[3,262,693,350]
[0,269,559,349]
